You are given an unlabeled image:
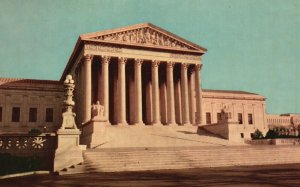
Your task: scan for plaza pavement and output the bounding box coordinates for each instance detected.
[1,164,300,187]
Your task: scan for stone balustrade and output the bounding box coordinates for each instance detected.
[0,134,56,155]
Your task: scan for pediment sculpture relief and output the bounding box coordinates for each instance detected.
[91,27,195,50]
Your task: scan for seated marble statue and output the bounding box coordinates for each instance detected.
[92,101,105,120]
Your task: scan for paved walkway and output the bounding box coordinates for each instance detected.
[1,164,300,186]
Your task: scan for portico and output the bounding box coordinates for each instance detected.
[62,23,206,127]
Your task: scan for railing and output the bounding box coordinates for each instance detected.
[0,134,56,155]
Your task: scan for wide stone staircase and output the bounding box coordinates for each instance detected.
[59,145,300,175]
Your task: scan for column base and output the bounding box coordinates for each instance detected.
[182,122,193,126]
[166,122,177,126]
[116,121,128,126]
[152,122,163,126]
[195,123,201,127]
[132,122,145,126]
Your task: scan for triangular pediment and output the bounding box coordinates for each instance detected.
[80,23,206,53]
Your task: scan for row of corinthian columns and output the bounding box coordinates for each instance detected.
[79,54,203,126]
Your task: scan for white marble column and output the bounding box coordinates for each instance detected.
[189,69,196,124]
[118,57,127,124]
[152,60,161,125]
[83,55,93,123]
[167,62,176,125]
[181,63,190,125]
[134,59,143,125]
[195,64,203,125]
[252,104,256,128]
[102,56,110,121]
[262,103,267,129]
[174,75,182,124]
[146,80,153,123]
[160,73,168,124]
[97,60,102,104]
[76,65,82,124]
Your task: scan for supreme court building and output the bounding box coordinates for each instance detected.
[1,23,292,144]
[64,23,205,127]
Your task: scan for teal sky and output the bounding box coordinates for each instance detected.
[0,0,299,114]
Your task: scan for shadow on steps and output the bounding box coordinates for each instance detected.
[196,127,226,139]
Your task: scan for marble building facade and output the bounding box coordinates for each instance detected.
[63,23,206,127]
[0,78,64,134]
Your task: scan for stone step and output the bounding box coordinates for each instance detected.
[84,154,300,163]
[85,150,299,157]
[88,155,300,165]
[85,146,300,154]
[84,151,300,160]
[81,159,300,172]
[84,149,296,157]
[83,156,300,167]
[62,145,300,174]
[84,155,297,160]
[64,160,300,173]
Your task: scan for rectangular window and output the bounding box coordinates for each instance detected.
[12,107,20,122]
[206,112,211,124]
[240,133,244,138]
[0,107,2,122]
[29,108,37,122]
[46,108,53,122]
[217,113,221,123]
[238,113,243,124]
[248,114,253,124]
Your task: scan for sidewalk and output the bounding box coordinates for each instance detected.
[1,164,300,186]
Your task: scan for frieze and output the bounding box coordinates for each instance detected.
[85,44,200,62]
[85,45,122,53]
[169,54,200,61]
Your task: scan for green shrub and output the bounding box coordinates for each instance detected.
[28,128,42,135]
[265,129,279,139]
[252,129,264,139]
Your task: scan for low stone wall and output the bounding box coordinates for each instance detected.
[80,120,107,148]
[202,123,245,142]
[246,138,300,145]
[245,139,273,145]
[273,138,300,145]
[202,123,229,139]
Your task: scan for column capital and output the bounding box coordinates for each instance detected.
[182,63,189,70]
[102,56,111,64]
[118,57,127,64]
[83,54,93,62]
[195,64,203,71]
[188,66,195,75]
[135,58,143,66]
[152,60,160,68]
[167,62,175,68]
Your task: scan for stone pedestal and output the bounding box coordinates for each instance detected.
[54,129,83,172]
[81,120,109,148]
[53,75,84,173]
